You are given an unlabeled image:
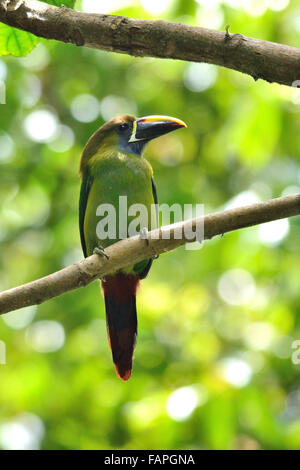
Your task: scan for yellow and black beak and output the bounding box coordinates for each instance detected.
[129,115,187,143]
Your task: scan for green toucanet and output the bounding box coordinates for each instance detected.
[79,114,186,380]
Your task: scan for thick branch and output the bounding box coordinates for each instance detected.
[0,1,300,86]
[0,193,299,315]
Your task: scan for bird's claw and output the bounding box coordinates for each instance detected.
[140,227,150,246]
[93,246,108,282]
[93,246,110,260]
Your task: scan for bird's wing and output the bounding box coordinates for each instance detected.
[151,176,159,227]
[79,170,93,258]
[135,177,158,280]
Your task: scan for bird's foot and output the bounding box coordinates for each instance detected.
[93,246,110,260]
[140,227,150,246]
[93,246,109,282]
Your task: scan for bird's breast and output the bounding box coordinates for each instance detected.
[84,151,154,255]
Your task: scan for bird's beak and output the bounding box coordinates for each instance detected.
[128,115,187,143]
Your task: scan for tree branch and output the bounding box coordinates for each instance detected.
[0,0,300,87]
[0,193,299,315]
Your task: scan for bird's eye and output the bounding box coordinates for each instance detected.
[118,123,129,132]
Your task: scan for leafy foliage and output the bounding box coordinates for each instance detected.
[0,0,300,451]
[0,0,75,57]
[46,0,75,7]
[0,24,38,56]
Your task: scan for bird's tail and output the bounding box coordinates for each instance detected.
[101,272,139,381]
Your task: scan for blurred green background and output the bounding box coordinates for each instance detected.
[1,0,300,450]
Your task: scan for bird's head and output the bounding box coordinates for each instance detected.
[80,114,186,174]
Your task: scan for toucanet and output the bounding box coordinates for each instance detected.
[79,114,186,380]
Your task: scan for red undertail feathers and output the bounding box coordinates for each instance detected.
[101,272,140,381]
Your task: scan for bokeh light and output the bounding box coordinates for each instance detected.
[26,321,65,353]
[184,63,218,92]
[100,95,137,121]
[0,59,7,80]
[243,322,275,351]
[140,0,172,15]
[47,124,75,153]
[258,218,290,246]
[82,0,134,14]
[225,190,261,210]
[18,74,41,108]
[218,269,256,306]
[196,4,224,29]
[70,94,100,123]
[218,358,253,388]
[242,0,267,16]
[0,131,14,162]
[23,109,58,142]
[19,44,50,72]
[166,386,201,421]
[2,305,36,330]
[267,0,289,11]
[0,414,44,450]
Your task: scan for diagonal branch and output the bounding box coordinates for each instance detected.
[0,193,299,315]
[0,0,300,86]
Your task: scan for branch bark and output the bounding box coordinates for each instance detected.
[0,193,299,315]
[0,0,300,87]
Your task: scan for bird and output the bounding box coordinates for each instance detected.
[79,114,186,380]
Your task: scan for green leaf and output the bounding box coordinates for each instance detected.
[46,0,76,7]
[0,23,38,56]
[0,0,76,57]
